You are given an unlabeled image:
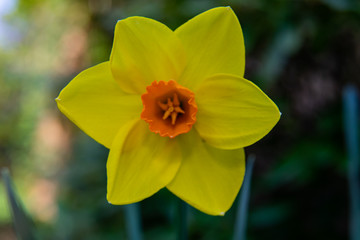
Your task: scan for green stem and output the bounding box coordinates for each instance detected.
[343,85,360,240]
[1,168,37,240]
[124,203,143,240]
[233,155,255,240]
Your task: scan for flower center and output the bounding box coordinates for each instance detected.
[141,80,197,138]
[158,93,185,125]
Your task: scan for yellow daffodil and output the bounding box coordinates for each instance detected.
[56,7,280,216]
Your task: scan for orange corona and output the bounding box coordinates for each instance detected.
[141,80,197,138]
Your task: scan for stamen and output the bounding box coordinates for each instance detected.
[163,109,172,120]
[173,93,180,106]
[167,98,173,107]
[171,112,177,125]
[158,93,185,125]
[174,106,185,114]
[158,101,168,111]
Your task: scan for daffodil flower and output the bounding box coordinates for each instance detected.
[56,7,280,215]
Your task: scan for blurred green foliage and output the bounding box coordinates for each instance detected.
[1,0,360,239]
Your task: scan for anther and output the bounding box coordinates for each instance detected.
[174,106,185,114]
[171,112,177,125]
[158,102,168,111]
[173,93,180,106]
[158,93,185,125]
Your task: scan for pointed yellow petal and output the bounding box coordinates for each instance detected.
[175,7,245,90]
[167,130,245,216]
[195,74,281,150]
[107,120,181,204]
[56,62,142,148]
[110,17,186,94]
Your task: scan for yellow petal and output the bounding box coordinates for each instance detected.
[195,74,281,150]
[56,62,142,148]
[110,17,186,94]
[107,120,181,204]
[175,7,245,90]
[167,129,245,216]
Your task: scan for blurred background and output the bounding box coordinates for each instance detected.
[0,0,360,239]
